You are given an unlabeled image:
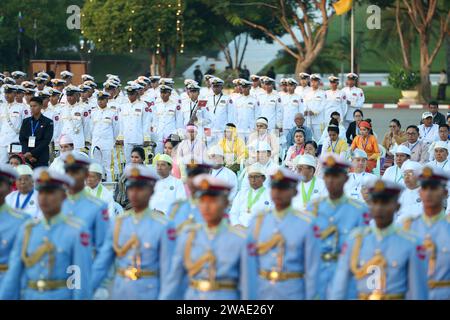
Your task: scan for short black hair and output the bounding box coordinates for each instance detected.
[429,100,439,108]
[353,109,363,117]
[30,96,43,105]
[8,153,24,164]
[390,119,401,128]
[439,124,449,130]
[305,140,317,150]
[225,123,236,128]
[406,125,419,133]
[131,146,145,161]
[330,111,341,118]
[294,129,305,136]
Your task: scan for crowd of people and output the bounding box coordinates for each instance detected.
[0,69,448,300]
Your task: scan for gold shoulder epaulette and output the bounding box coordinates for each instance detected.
[347,197,365,209]
[150,210,169,225]
[349,226,369,239]
[228,224,247,238]
[6,206,28,220]
[292,210,313,223]
[402,215,419,231]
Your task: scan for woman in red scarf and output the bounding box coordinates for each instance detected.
[351,120,380,172]
[284,129,305,170]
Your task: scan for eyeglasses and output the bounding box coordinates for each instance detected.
[406,132,418,135]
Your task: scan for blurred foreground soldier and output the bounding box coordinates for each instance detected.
[92,165,175,299]
[62,152,109,252]
[0,168,92,299]
[307,153,369,298]
[330,179,428,300]
[246,168,320,300]
[160,174,253,300]
[403,167,450,300]
[166,163,211,234]
[5,165,41,219]
[229,163,273,227]
[0,165,29,287]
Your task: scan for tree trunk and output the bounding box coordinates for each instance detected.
[168,51,177,78]
[150,51,156,75]
[158,53,168,77]
[238,33,249,70]
[446,35,450,76]
[419,35,431,102]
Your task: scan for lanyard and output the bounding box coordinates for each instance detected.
[439,160,448,169]
[291,145,304,159]
[352,173,363,192]
[423,126,432,138]
[213,93,223,114]
[213,167,224,177]
[96,184,103,198]
[409,141,419,151]
[361,136,369,151]
[247,187,266,213]
[190,100,198,118]
[15,190,34,210]
[395,166,403,183]
[301,177,316,204]
[30,119,40,136]
[330,140,339,153]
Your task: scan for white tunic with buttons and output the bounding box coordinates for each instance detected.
[324,89,347,121]
[292,177,328,211]
[207,93,235,134]
[0,101,30,147]
[117,99,152,145]
[341,86,365,122]
[90,107,119,150]
[59,102,91,150]
[280,93,303,132]
[149,175,187,215]
[256,92,283,130]
[234,94,257,136]
[303,88,327,126]
[151,99,182,141]
[229,186,273,227]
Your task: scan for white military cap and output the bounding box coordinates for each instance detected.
[138,76,151,83]
[4,77,16,85]
[48,87,61,96]
[37,88,51,98]
[11,71,26,78]
[22,81,36,89]
[401,160,422,174]
[184,79,197,86]
[149,75,161,81]
[16,165,33,176]
[352,148,368,159]
[250,74,260,81]
[298,72,310,79]
[247,163,266,176]
[65,85,83,95]
[328,75,339,82]
[159,78,174,85]
[417,166,450,185]
[367,179,403,198]
[3,84,17,92]
[159,85,173,92]
[37,71,50,79]
[50,78,66,86]
[270,167,302,187]
[24,87,37,94]
[0,164,19,181]
[124,164,160,187]
[294,154,317,168]
[78,84,91,92]
[287,78,298,85]
[83,80,97,89]
[186,83,201,90]
[103,81,118,89]
[96,91,110,99]
[321,152,352,172]
[33,167,74,190]
[346,72,358,80]
[433,141,449,151]
[106,74,120,81]
[61,151,91,169]
[395,145,412,156]
[207,145,224,157]
[261,76,275,84]
[279,78,288,84]
[239,79,252,86]
[204,74,214,81]
[125,83,141,93]
[193,174,232,195]
[15,85,26,93]
[88,163,104,175]
[210,77,224,85]
[255,141,272,152]
[310,73,321,81]
[81,74,95,82]
[60,70,74,78]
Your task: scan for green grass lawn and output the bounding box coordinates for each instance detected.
[364,85,450,104]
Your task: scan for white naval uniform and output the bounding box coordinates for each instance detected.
[292,177,327,211]
[382,164,406,187]
[303,88,327,141]
[280,93,303,140]
[149,175,186,215]
[344,171,377,202]
[234,94,257,141]
[341,86,364,126]
[294,85,311,98]
[5,190,41,220]
[250,86,265,98]
[179,98,211,140]
[117,99,152,164]
[418,124,440,145]
[324,89,347,121]
[58,102,91,151]
[207,93,235,144]
[42,106,61,143]
[397,187,422,222]
[86,184,115,218]
[211,166,238,200]
[152,98,182,154]
[0,101,30,163]
[90,107,119,181]
[199,87,213,99]
[256,91,282,130]
[229,186,273,227]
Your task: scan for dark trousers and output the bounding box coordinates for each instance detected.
[437,84,447,100]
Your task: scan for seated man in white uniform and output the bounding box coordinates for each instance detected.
[239,141,279,192]
[208,145,238,200]
[344,148,376,202]
[426,141,450,172]
[85,162,116,218]
[149,153,186,215]
[49,134,75,174]
[292,154,327,211]
[229,163,272,227]
[5,165,41,219]
[396,160,423,222]
[382,145,411,187]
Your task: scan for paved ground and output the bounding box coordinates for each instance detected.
[363,109,433,138]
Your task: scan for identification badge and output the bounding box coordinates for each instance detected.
[28,136,36,148]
